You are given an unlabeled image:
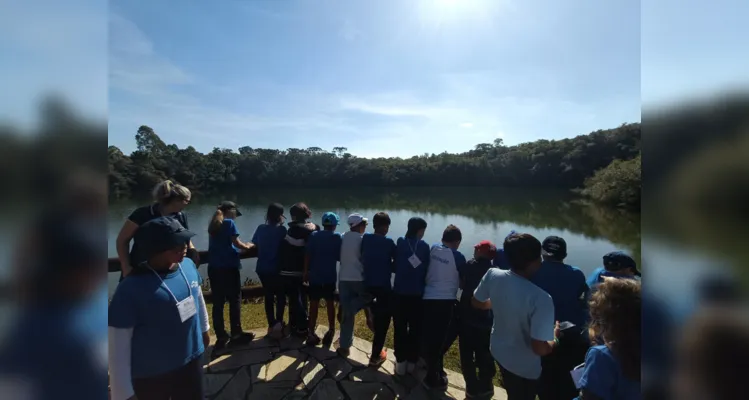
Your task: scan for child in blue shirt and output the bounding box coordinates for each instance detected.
[361,212,398,367]
[251,203,288,338]
[207,201,256,352]
[393,217,431,376]
[575,278,641,400]
[303,211,343,347]
[109,217,210,400]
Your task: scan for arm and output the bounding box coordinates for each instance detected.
[108,327,135,400]
[472,269,493,310]
[530,295,559,357]
[116,220,139,277]
[231,235,253,251]
[197,290,210,348]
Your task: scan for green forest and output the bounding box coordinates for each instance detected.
[108,123,641,209]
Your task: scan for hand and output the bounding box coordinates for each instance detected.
[303,272,309,283]
[203,331,211,348]
[188,250,200,265]
[554,320,561,339]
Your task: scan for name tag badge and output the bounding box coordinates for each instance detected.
[456,288,464,300]
[408,254,421,268]
[177,295,197,323]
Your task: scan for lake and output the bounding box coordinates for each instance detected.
[107,187,641,296]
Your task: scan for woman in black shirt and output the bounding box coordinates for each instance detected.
[115,180,197,278]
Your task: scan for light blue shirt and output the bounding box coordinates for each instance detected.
[423,244,466,300]
[473,268,555,379]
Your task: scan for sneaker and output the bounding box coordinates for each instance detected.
[422,374,448,391]
[212,335,230,354]
[228,332,255,348]
[306,333,321,347]
[474,389,494,399]
[368,350,387,368]
[270,322,283,339]
[293,327,309,339]
[336,347,350,357]
[406,362,416,374]
[395,361,407,376]
[322,330,335,347]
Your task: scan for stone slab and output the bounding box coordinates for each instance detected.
[213,368,251,400]
[309,378,344,400]
[208,348,275,372]
[341,381,396,400]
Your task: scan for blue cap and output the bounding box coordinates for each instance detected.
[603,251,638,272]
[135,216,196,257]
[321,212,340,226]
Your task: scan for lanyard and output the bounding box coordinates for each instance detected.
[149,264,191,304]
[406,237,418,255]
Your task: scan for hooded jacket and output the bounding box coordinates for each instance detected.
[277,220,319,277]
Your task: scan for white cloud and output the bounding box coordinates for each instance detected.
[460,122,474,128]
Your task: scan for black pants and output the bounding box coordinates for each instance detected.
[258,272,286,327]
[368,286,393,358]
[442,300,460,355]
[132,357,204,400]
[393,294,424,363]
[282,275,308,330]
[498,363,538,400]
[422,299,455,384]
[459,325,495,395]
[538,327,589,400]
[207,267,242,338]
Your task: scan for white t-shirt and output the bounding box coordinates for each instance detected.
[423,244,464,300]
[339,231,364,282]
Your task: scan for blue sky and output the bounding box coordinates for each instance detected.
[4,1,749,158]
[107,0,641,158]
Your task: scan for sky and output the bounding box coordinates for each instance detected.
[107,0,642,158]
[3,1,749,158]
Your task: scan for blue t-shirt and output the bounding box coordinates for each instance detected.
[531,260,589,327]
[0,288,109,400]
[361,233,397,288]
[474,268,555,380]
[493,248,510,269]
[252,223,288,275]
[108,259,205,379]
[577,345,641,400]
[306,230,342,285]
[393,237,431,296]
[208,219,241,269]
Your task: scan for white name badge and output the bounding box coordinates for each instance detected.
[177,295,197,323]
[408,254,421,268]
[456,288,464,300]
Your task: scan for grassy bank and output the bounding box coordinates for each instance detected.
[206,300,503,387]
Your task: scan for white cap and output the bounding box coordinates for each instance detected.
[347,213,368,228]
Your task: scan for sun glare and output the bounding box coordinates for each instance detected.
[417,0,498,29]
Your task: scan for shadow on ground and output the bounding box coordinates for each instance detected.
[201,326,507,400]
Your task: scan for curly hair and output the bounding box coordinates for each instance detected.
[588,277,641,382]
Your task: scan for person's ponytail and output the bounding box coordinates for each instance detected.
[208,209,224,236]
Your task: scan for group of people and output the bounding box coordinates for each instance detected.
[109,180,642,400]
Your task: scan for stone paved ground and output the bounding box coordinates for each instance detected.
[202,326,508,400]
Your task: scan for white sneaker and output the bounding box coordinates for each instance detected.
[395,361,407,376]
[407,362,416,374]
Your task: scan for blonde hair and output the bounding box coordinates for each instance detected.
[152,180,191,205]
[208,209,224,236]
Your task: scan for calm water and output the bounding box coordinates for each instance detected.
[107,187,641,296]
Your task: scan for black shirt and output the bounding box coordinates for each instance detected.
[459,258,495,329]
[277,221,319,277]
[126,203,189,269]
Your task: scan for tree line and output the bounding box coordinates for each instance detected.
[108,123,641,209]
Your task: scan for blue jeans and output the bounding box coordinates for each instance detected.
[338,280,371,349]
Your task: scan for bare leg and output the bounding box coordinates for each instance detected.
[308,299,320,333]
[326,299,336,331]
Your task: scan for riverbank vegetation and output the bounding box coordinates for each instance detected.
[108,123,641,209]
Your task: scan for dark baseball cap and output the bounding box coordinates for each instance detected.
[136,216,196,257]
[542,236,567,259]
[603,251,639,274]
[218,200,242,216]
